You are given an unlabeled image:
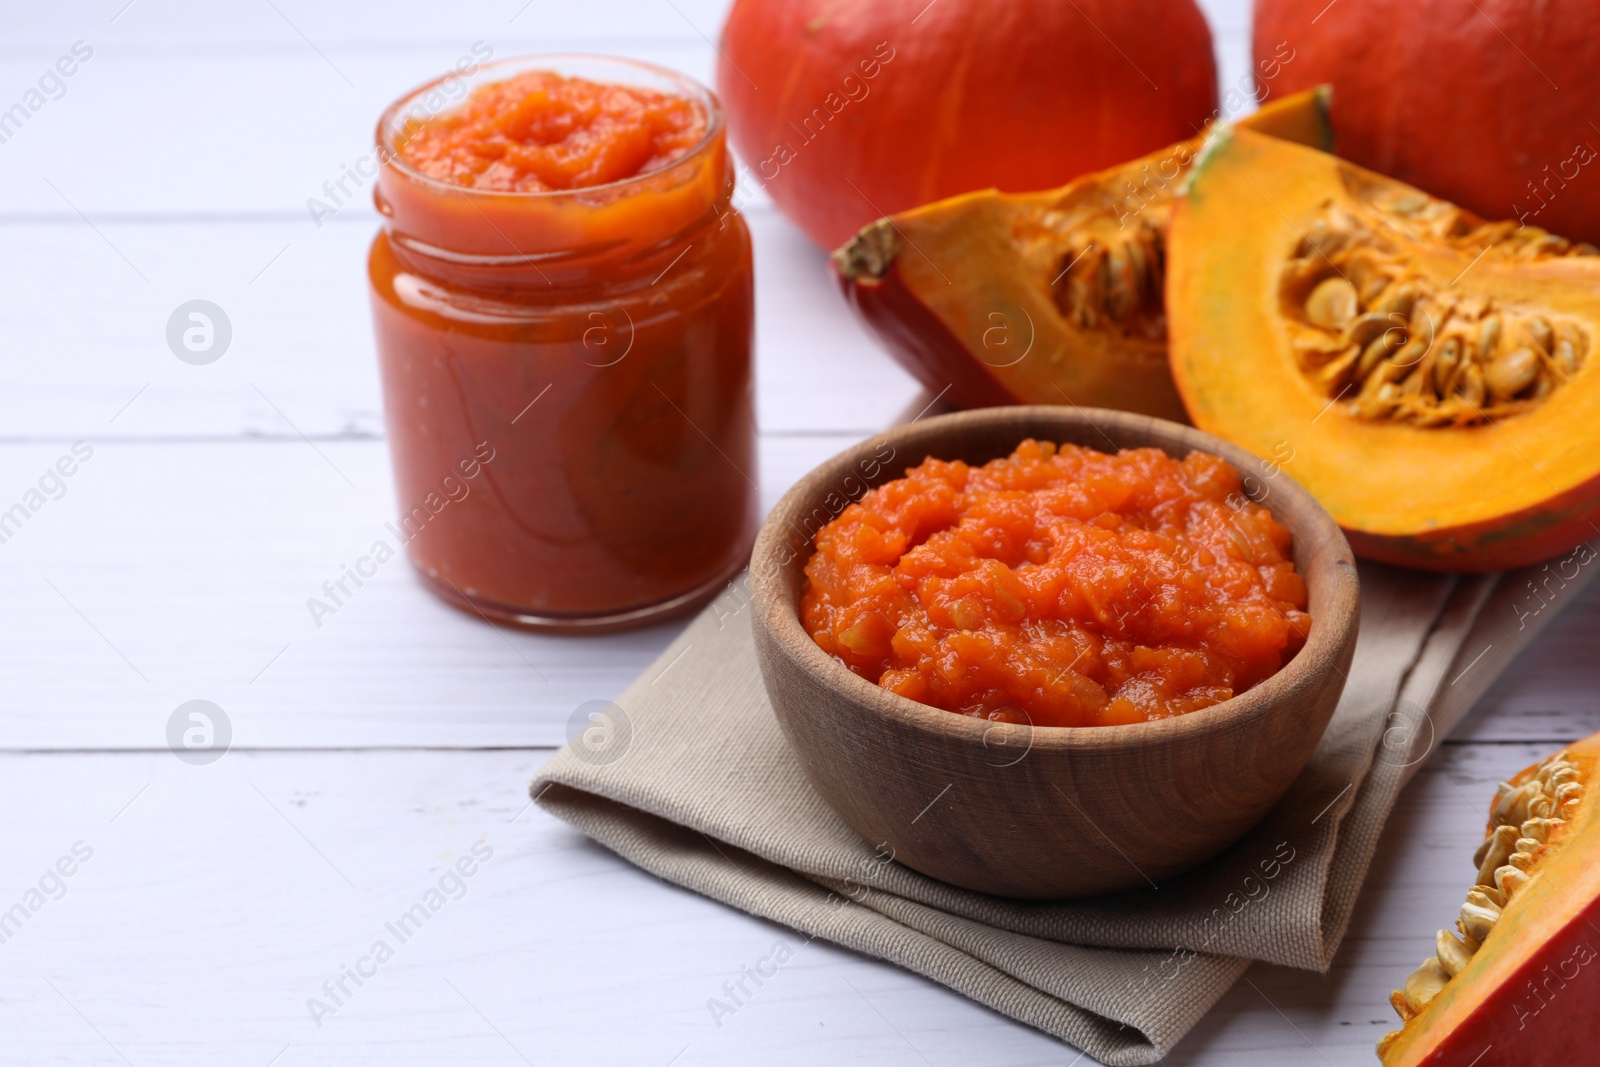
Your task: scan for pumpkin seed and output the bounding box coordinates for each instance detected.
[1390,193,1429,215]
[1399,364,1431,398]
[1474,823,1519,885]
[1496,865,1531,897]
[1407,297,1435,340]
[1562,325,1589,370]
[1283,199,1595,428]
[1401,958,1449,1012]
[1458,899,1499,944]
[1124,240,1149,304]
[1545,765,1580,789]
[1305,277,1359,329]
[1484,346,1539,399]
[1432,337,1462,393]
[1291,335,1350,366]
[1555,339,1579,376]
[1102,250,1134,322]
[1467,885,1505,910]
[1356,334,1403,380]
[1436,930,1475,977]
[1060,247,1102,330]
[1315,346,1362,392]
[1518,816,1559,843]
[1528,317,1554,353]
[1389,336,1429,372]
[1358,270,1391,306]
[1476,314,1501,361]
[1299,221,1351,260]
[1345,312,1394,348]
[1456,363,1486,407]
[1413,404,1457,428]
[1375,286,1418,319]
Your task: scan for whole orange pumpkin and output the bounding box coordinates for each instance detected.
[716,0,1220,250]
[1255,0,1600,245]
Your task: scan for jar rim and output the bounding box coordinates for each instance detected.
[374,52,727,203]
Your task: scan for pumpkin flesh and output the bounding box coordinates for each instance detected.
[1167,128,1600,571]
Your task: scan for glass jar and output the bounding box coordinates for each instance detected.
[368,55,758,633]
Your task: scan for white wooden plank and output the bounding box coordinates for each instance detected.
[0,739,1549,1065]
[0,432,863,749]
[7,0,734,50]
[1197,0,1256,120]
[0,748,1077,1066]
[1451,577,1600,742]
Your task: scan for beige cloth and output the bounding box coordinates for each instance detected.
[534,550,1597,1065]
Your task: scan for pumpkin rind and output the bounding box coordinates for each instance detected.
[1254,0,1600,247]
[717,0,1219,250]
[1167,128,1600,572]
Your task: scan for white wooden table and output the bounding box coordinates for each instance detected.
[2,2,1595,1063]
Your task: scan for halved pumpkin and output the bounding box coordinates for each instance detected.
[1167,128,1600,571]
[832,88,1334,418]
[1377,734,1600,1066]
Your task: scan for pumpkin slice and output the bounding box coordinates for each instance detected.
[1167,128,1600,571]
[831,88,1334,417]
[1377,735,1600,1066]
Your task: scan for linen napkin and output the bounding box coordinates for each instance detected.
[533,534,1598,1064]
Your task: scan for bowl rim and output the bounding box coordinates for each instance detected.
[749,405,1360,753]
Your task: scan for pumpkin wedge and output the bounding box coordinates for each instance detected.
[832,88,1334,417]
[1168,128,1600,571]
[1377,734,1600,1066]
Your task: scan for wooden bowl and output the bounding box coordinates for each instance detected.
[749,407,1359,899]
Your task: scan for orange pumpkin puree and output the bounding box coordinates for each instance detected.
[396,71,708,192]
[801,441,1312,728]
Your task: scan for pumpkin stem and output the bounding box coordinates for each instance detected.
[832,218,900,282]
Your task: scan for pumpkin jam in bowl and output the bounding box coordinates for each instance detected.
[749,407,1359,899]
[802,440,1312,729]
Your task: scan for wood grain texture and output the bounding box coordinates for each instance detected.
[0,433,863,749]
[0,213,915,440]
[0,748,1073,1067]
[750,406,1359,898]
[0,718,1555,1066]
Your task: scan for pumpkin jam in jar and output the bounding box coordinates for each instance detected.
[802,441,1312,727]
[369,57,757,631]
